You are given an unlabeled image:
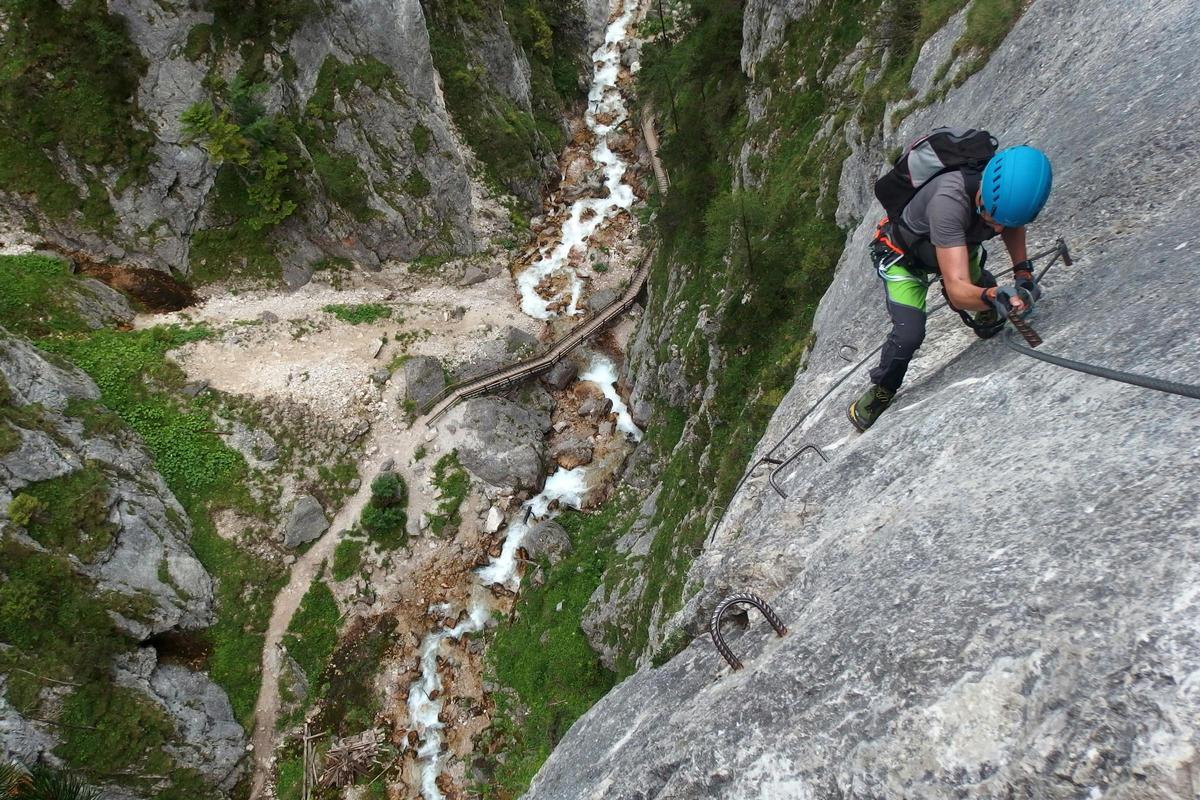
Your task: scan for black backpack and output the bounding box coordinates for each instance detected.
[874,128,998,222]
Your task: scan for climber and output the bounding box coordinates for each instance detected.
[848,136,1053,432]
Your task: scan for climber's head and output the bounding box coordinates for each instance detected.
[976,145,1054,230]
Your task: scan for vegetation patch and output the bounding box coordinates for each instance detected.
[0,0,152,223]
[0,255,91,339]
[322,303,392,325]
[311,616,393,737]
[478,501,633,796]
[331,538,366,581]
[357,471,408,549]
[20,463,117,563]
[283,579,340,684]
[421,0,583,202]
[39,325,286,723]
[428,451,469,535]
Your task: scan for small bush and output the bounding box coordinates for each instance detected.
[369,472,406,507]
[6,494,43,527]
[428,452,469,535]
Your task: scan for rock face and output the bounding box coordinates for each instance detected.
[527,1,1200,797]
[0,332,214,639]
[114,649,246,790]
[440,396,551,492]
[0,0,587,281]
[284,494,329,548]
[403,355,447,409]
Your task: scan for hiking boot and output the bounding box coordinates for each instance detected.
[848,385,895,432]
[970,307,1007,339]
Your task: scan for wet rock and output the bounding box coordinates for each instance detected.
[578,396,613,419]
[181,380,210,399]
[284,495,329,549]
[524,521,572,566]
[404,356,447,410]
[550,436,593,470]
[543,359,579,390]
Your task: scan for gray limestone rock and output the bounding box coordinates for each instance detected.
[524,520,572,566]
[455,326,541,381]
[440,397,550,492]
[72,278,136,330]
[578,396,613,419]
[586,287,621,313]
[542,358,579,390]
[113,649,246,790]
[404,356,447,410]
[527,1,1200,798]
[0,330,214,640]
[284,494,329,549]
[459,265,487,287]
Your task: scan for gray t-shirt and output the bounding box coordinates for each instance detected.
[900,170,997,248]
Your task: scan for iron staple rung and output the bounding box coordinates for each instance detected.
[709,591,787,672]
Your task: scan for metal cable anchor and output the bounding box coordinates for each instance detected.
[709,592,787,671]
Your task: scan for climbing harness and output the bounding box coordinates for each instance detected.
[709,592,787,671]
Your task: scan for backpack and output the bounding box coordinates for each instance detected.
[874,128,998,223]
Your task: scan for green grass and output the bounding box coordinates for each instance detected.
[479,502,631,796]
[331,538,365,581]
[428,452,469,535]
[0,254,90,338]
[282,579,340,684]
[322,303,392,325]
[20,463,117,563]
[39,325,285,724]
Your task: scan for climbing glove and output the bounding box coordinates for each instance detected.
[985,286,1024,318]
[1014,261,1041,303]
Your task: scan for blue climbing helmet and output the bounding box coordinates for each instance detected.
[979,145,1053,228]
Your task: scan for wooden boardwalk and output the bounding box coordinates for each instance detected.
[421,247,654,424]
[420,111,667,425]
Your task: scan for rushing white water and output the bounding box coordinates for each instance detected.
[579,354,642,441]
[515,0,640,319]
[408,3,645,792]
[405,465,592,796]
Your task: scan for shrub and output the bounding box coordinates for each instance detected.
[6,494,43,527]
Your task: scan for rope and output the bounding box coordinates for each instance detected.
[1003,331,1200,400]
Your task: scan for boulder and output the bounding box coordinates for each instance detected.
[454,326,540,382]
[114,649,246,790]
[459,265,487,286]
[578,396,613,419]
[542,359,579,390]
[524,521,572,566]
[586,287,621,313]
[484,506,504,533]
[440,397,550,492]
[284,495,328,549]
[403,356,446,409]
[550,436,593,469]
